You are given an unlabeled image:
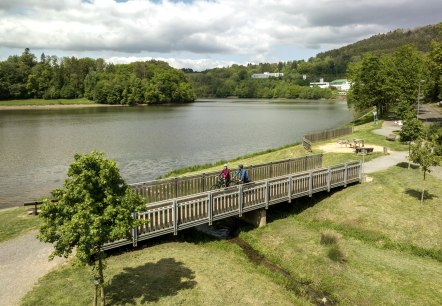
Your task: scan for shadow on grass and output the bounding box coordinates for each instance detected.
[405,188,438,201]
[106,258,197,305]
[396,162,419,170]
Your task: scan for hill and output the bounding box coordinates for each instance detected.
[316,23,441,76]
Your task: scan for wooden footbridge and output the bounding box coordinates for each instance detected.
[104,154,362,250]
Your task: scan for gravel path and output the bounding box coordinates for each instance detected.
[0,230,65,306]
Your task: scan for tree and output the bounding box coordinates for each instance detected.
[409,139,440,204]
[38,151,146,306]
[399,117,423,167]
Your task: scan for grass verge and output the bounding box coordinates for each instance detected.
[21,239,309,306]
[0,98,94,106]
[0,207,41,243]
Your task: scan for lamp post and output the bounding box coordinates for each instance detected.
[416,80,425,119]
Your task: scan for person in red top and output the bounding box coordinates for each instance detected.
[219,164,231,187]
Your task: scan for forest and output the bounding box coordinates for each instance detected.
[186,24,441,99]
[0,49,196,104]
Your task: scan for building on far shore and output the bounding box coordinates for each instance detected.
[309,78,351,91]
[251,72,284,79]
[330,79,351,91]
[309,78,329,88]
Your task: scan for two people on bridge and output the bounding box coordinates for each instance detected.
[218,164,249,187]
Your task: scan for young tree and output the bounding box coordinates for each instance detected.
[38,151,146,306]
[409,140,440,204]
[399,117,423,167]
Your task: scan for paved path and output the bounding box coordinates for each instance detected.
[418,103,442,123]
[0,230,64,306]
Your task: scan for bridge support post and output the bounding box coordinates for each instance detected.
[239,185,243,217]
[242,209,266,228]
[288,175,292,203]
[265,180,269,209]
[173,199,178,235]
[132,212,138,247]
[208,192,213,225]
[308,171,313,197]
[344,163,348,187]
[327,167,331,192]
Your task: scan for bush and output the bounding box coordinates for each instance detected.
[320,229,341,245]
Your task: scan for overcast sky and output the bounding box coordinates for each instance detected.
[0,0,440,71]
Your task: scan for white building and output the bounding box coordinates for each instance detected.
[330,79,351,91]
[251,72,284,79]
[309,78,329,89]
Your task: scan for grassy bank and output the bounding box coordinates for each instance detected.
[21,164,442,305]
[21,239,308,305]
[239,164,442,305]
[0,207,41,243]
[0,98,95,106]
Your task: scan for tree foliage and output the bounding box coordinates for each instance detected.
[38,151,146,305]
[0,50,196,104]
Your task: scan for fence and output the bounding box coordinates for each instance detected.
[130,154,323,203]
[302,127,353,151]
[104,161,361,250]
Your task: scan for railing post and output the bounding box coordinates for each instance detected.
[208,192,213,225]
[132,212,138,247]
[202,173,206,192]
[173,199,178,235]
[288,158,292,175]
[239,185,243,217]
[265,180,269,209]
[269,162,273,178]
[288,175,292,203]
[359,160,363,183]
[327,166,331,192]
[175,177,178,198]
[308,171,313,197]
[344,163,348,187]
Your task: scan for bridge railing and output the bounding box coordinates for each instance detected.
[130,154,323,203]
[104,160,361,250]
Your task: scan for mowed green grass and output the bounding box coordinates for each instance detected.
[240,164,442,305]
[21,165,442,305]
[21,241,309,306]
[0,207,41,243]
[0,98,94,106]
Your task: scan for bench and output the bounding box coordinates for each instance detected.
[355,147,374,154]
[23,199,57,215]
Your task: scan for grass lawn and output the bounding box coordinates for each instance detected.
[240,164,442,305]
[0,98,95,106]
[21,240,309,306]
[0,207,41,243]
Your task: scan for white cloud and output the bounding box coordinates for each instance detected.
[106,55,239,71]
[0,0,440,67]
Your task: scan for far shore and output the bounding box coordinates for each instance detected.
[0,104,124,111]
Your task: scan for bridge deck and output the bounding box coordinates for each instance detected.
[104,161,362,250]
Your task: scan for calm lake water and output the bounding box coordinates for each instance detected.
[0,99,352,208]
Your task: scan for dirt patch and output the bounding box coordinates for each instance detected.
[317,142,385,154]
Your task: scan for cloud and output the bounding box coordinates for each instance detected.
[0,0,440,65]
[107,55,238,71]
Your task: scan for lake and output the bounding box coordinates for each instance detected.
[0,99,352,208]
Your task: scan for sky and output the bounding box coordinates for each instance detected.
[0,0,441,71]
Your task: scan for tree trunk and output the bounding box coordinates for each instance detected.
[93,283,98,306]
[421,172,426,205]
[408,142,411,169]
[98,256,105,306]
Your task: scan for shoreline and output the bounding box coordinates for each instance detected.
[0,104,124,111]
